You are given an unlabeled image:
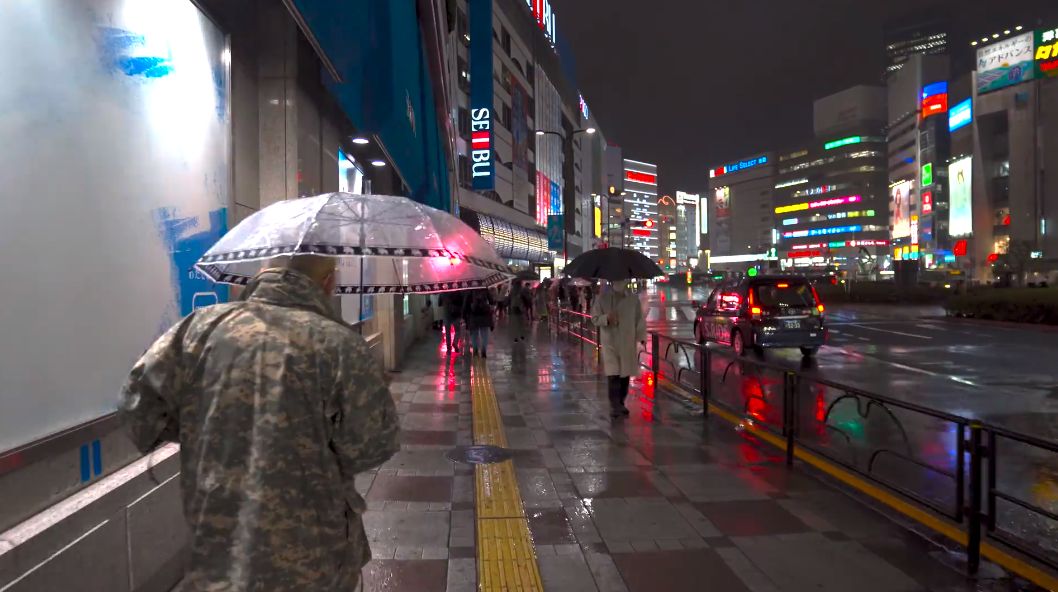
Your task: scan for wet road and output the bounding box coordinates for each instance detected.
[638,284,1058,564]
[646,284,1058,441]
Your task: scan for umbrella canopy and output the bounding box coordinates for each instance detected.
[196,193,514,294]
[515,270,539,281]
[562,247,665,282]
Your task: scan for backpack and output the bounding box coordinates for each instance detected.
[471,294,491,316]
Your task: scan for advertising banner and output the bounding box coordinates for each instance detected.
[977,32,1035,94]
[948,98,972,132]
[714,186,731,219]
[469,0,494,190]
[0,0,230,452]
[536,171,550,225]
[891,181,912,239]
[550,179,562,215]
[949,157,973,237]
[1036,27,1058,78]
[547,214,564,250]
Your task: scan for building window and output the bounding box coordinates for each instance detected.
[457,10,469,46]
[458,155,471,188]
[501,27,512,56]
[458,107,470,140]
[501,104,512,130]
[457,57,469,92]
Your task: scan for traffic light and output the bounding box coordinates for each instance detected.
[608,185,617,196]
[747,267,758,278]
[644,219,655,228]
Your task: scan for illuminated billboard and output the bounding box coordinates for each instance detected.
[920,81,948,119]
[714,186,730,219]
[1036,27,1058,78]
[977,32,1035,94]
[949,157,973,237]
[709,154,768,178]
[891,181,912,239]
[948,98,972,131]
[470,0,495,190]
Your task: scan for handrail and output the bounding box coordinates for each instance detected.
[643,327,1058,578]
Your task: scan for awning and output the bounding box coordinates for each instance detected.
[459,209,551,264]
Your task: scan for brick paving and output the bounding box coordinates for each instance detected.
[360,320,1025,591]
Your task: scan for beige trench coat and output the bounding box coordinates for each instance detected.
[590,290,647,377]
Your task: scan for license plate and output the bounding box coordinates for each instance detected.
[784,320,800,329]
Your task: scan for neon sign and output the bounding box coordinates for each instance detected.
[824,136,862,150]
[774,195,861,214]
[470,0,494,190]
[709,154,769,178]
[625,170,657,184]
[524,0,557,46]
[578,94,590,120]
[948,98,972,131]
[921,190,933,214]
[1036,27,1058,78]
[921,81,948,119]
[782,225,863,239]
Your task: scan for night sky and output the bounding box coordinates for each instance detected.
[550,0,1058,196]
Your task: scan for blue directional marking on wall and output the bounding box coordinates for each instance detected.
[79,439,103,483]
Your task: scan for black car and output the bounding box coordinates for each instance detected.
[693,276,827,357]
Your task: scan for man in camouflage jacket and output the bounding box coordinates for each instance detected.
[121,256,399,591]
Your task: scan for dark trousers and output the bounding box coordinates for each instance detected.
[607,375,631,409]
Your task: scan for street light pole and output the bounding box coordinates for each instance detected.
[535,126,595,271]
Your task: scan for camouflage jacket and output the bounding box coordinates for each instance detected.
[121,268,399,591]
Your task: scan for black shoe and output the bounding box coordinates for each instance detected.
[620,406,630,416]
[481,349,488,358]
[610,408,623,418]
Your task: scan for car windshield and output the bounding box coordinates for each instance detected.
[752,281,815,308]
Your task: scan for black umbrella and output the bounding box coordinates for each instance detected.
[563,247,665,281]
[515,269,539,281]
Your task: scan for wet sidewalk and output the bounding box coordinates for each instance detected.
[360,320,1011,592]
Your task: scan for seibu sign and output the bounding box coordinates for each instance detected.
[469,0,494,190]
[525,0,557,46]
[470,108,492,184]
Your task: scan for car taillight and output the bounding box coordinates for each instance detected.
[750,306,763,317]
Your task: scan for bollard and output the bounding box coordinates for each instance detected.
[783,372,797,467]
[650,333,660,381]
[966,422,983,575]
[699,347,710,418]
[986,430,996,532]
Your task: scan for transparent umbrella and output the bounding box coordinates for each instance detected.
[195,193,514,296]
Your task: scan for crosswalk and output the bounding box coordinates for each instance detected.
[646,305,697,323]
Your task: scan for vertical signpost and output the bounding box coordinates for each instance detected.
[469,0,494,191]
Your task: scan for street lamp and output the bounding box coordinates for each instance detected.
[534,127,597,266]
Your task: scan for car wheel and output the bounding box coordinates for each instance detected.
[732,330,748,357]
[800,346,818,357]
[695,321,707,344]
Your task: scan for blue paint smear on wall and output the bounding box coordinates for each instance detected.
[96,26,174,78]
[152,207,229,323]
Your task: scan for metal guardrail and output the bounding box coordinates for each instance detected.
[624,328,1058,578]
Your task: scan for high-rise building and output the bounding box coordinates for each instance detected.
[884,13,948,81]
[623,159,660,260]
[707,153,775,259]
[774,86,889,275]
[450,0,608,271]
[675,191,702,270]
[658,194,677,271]
[887,53,950,274]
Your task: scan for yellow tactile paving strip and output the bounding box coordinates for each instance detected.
[471,359,544,591]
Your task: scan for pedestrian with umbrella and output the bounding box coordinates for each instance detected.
[565,248,663,418]
[123,193,513,591]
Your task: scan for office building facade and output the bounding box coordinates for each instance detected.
[773,86,890,274]
[707,153,775,259]
[623,159,660,260]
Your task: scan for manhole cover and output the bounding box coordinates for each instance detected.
[446,445,512,465]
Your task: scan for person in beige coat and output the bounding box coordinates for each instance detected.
[590,281,647,417]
